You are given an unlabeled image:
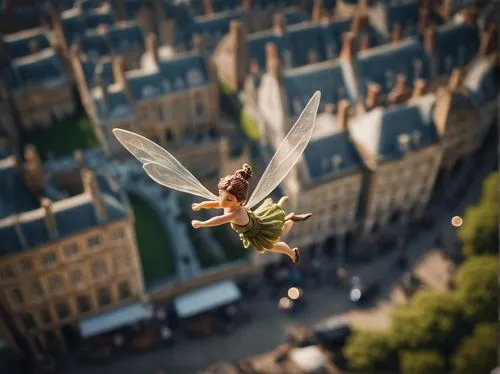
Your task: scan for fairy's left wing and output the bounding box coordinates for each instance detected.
[113,129,218,201]
[245,91,321,210]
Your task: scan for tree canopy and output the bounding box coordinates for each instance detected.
[400,350,446,374]
[343,329,398,373]
[390,290,463,351]
[452,322,498,374]
[458,172,498,257]
[455,254,498,323]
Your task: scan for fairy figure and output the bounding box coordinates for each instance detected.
[112,91,321,264]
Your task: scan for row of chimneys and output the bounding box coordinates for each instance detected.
[39,168,108,240]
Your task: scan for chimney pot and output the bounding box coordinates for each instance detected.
[203,0,214,15]
[423,26,436,54]
[336,99,350,132]
[359,34,370,51]
[192,34,204,55]
[447,68,462,92]
[145,32,159,65]
[312,0,323,23]
[412,79,427,98]
[242,0,251,12]
[273,13,285,35]
[81,169,108,222]
[365,83,381,109]
[391,23,402,43]
[398,133,411,152]
[41,198,58,238]
[340,32,356,61]
[265,42,280,76]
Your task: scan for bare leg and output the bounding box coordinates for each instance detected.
[277,196,289,208]
[269,241,299,263]
[282,219,294,236]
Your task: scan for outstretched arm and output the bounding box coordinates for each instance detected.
[192,211,237,228]
[192,201,221,211]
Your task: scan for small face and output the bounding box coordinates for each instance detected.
[219,190,241,209]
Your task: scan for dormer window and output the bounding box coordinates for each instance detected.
[293,98,302,115]
[175,77,185,89]
[413,59,422,79]
[385,70,394,90]
[142,85,157,98]
[162,80,171,91]
[327,43,337,59]
[308,49,319,64]
[283,49,292,68]
[188,69,203,86]
[445,55,453,72]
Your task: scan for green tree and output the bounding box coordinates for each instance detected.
[458,172,498,257]
[343,329,398,373]
[400,350,446,374]
[452,323,497,374]
[390,290,464,352]
[455,255,498,323]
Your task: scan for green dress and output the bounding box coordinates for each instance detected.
[230,198,286,252]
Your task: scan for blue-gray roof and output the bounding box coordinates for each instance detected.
[0,157,39,220]
[108,23,145,52]
[61,12,85,45]
[247,18,384,71]
[304,131,363,182]
[4,50,68,92]
[283,60,358,116]
[355,38,429,97]
[429,23,480,77]
[464,57,500,105]
[81,32,111,58]
[95,89,134,124]
[0,193,128,257]
[3,29,51,59]
[61,6,117,45]
[82,58,114,87]
[86,9,117,30]
[348,94,438,163]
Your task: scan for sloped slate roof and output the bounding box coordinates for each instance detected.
[348,94,438,163]
[464,57,500,105]
[3,28,51,59]
[82,58,114,87]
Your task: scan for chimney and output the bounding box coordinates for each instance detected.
[145,32,159,66]
[336,99,350,132]
[28,39,39,54]
[41,198,58,239]
[203,0,214,15]
[365,83,381,109]
[81,169,108,222]
[479,23,497,57]
[447,68,462,92]
[312,0,322,23]
[351,13,369,33]
[340,32,356,61]
[463,6,478,26]
[192,34,204,55]
[398,134,411,153]
[23,144,44,193]
[359,34,370,51]
[423,26,436,55]
[358,0,368,13]
[112,56,126,86]
[418,8,428,33]
[265,42,280,77]
[95,64,108,114]
[391,23,402,44]
[242,0,251,13]
[249,59,260,75]
[230,20,248,91]
[411,79,427,98]
[273,13,285,35]
[439,0,452,21]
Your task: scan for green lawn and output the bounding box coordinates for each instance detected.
[129,194,176,285]
[23,116,99,160]
[240,111,261,141]
[178,196,220,269]
[211,224,249,261]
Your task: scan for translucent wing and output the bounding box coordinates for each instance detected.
[246,91,321,210]
[112,129,218,201]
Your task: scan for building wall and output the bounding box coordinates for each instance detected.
[12,84,75,131]
[286,171,364,247]
[363,144,442,234]
[0,217,144,355]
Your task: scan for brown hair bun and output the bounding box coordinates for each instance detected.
[236,163,253,181]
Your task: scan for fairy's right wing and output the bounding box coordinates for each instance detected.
[112,129,218,201]
[245,91,321,210]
